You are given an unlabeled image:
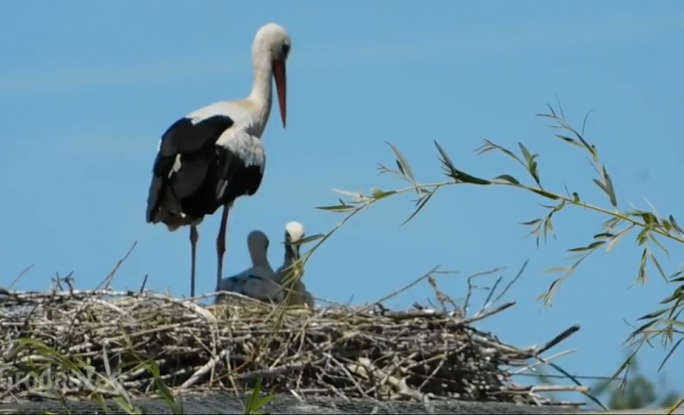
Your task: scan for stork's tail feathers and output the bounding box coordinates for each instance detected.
[146,175,200,231]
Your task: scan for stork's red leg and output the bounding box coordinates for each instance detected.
[216,202,233,290]
[190,225,199,298]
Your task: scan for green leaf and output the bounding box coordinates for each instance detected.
[609,350,638,387]
[521,218,542,226]
[113,397,144,414]
[567,240,605,253]
[475,139,525,167]
[434,140,458,178]
[651,254,667,282]
[601,165,618,208]
[555,134,585,148]
[371,189,397,200]
[650,234,670,259]
[604,216,623,229]
[669,214,684,235]
[667,319,684,330]
[593,232,614,239]
[628,320,658,339]
[637,247,649,284]
[402,189,437,226]
[94,394,111,414]
[435,141,492,185]
[385,142,416,183]
[636,227,650,245]
[592,179,612,206]
[519,142,533,164]
[315,205,355,212]
[536,112,557,119]
[146,360,182,414]
[377,163,401,178]
[637,308,669,320]
[530,189,559,200]
[296,234,325,246]
[544,266,569,274]
[660,286,684,304]
[245,377,275,415]
[658,337,683,376]
[540,277,562,307]
[668,270,684,283]
[528,156,541,186]
[456,170,491,185]
[640,212,659,227]
[539,253,591,307]
[606,227,631,253]
[543,216,555,242]
[395,160,405,177]
[494,174,521,185]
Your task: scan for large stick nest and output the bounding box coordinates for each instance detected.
[0,286,583,407]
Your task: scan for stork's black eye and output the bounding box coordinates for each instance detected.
[281,44,290,57]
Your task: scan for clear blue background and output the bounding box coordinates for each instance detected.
[1,0,683,407]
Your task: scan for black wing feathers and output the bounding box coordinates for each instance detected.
[214,149,265,204]
[146,115,234,223]
[213,149,262,200]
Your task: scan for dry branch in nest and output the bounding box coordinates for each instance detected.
[0,286,584,407]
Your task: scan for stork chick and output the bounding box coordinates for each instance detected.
[275,221,315,308]
[215,230,280,304]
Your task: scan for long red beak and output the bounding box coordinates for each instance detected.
[272,60,287,128]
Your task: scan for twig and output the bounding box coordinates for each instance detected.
[492,259,529,305]
[95,241,138,291]
[463,267,505,315]
[362,266,441,312]
[6,265,34,291]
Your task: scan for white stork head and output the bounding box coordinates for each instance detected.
[284,221,305,260]
[253,23,291,128]
[247,229,271,268]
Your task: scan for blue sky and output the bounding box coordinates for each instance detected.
[1,0,684,406]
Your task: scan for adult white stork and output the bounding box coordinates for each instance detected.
[275,221,315,308]
[214,230,281,304]
[145,23,291,297]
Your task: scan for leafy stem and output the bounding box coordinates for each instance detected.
[312,101,683,412]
